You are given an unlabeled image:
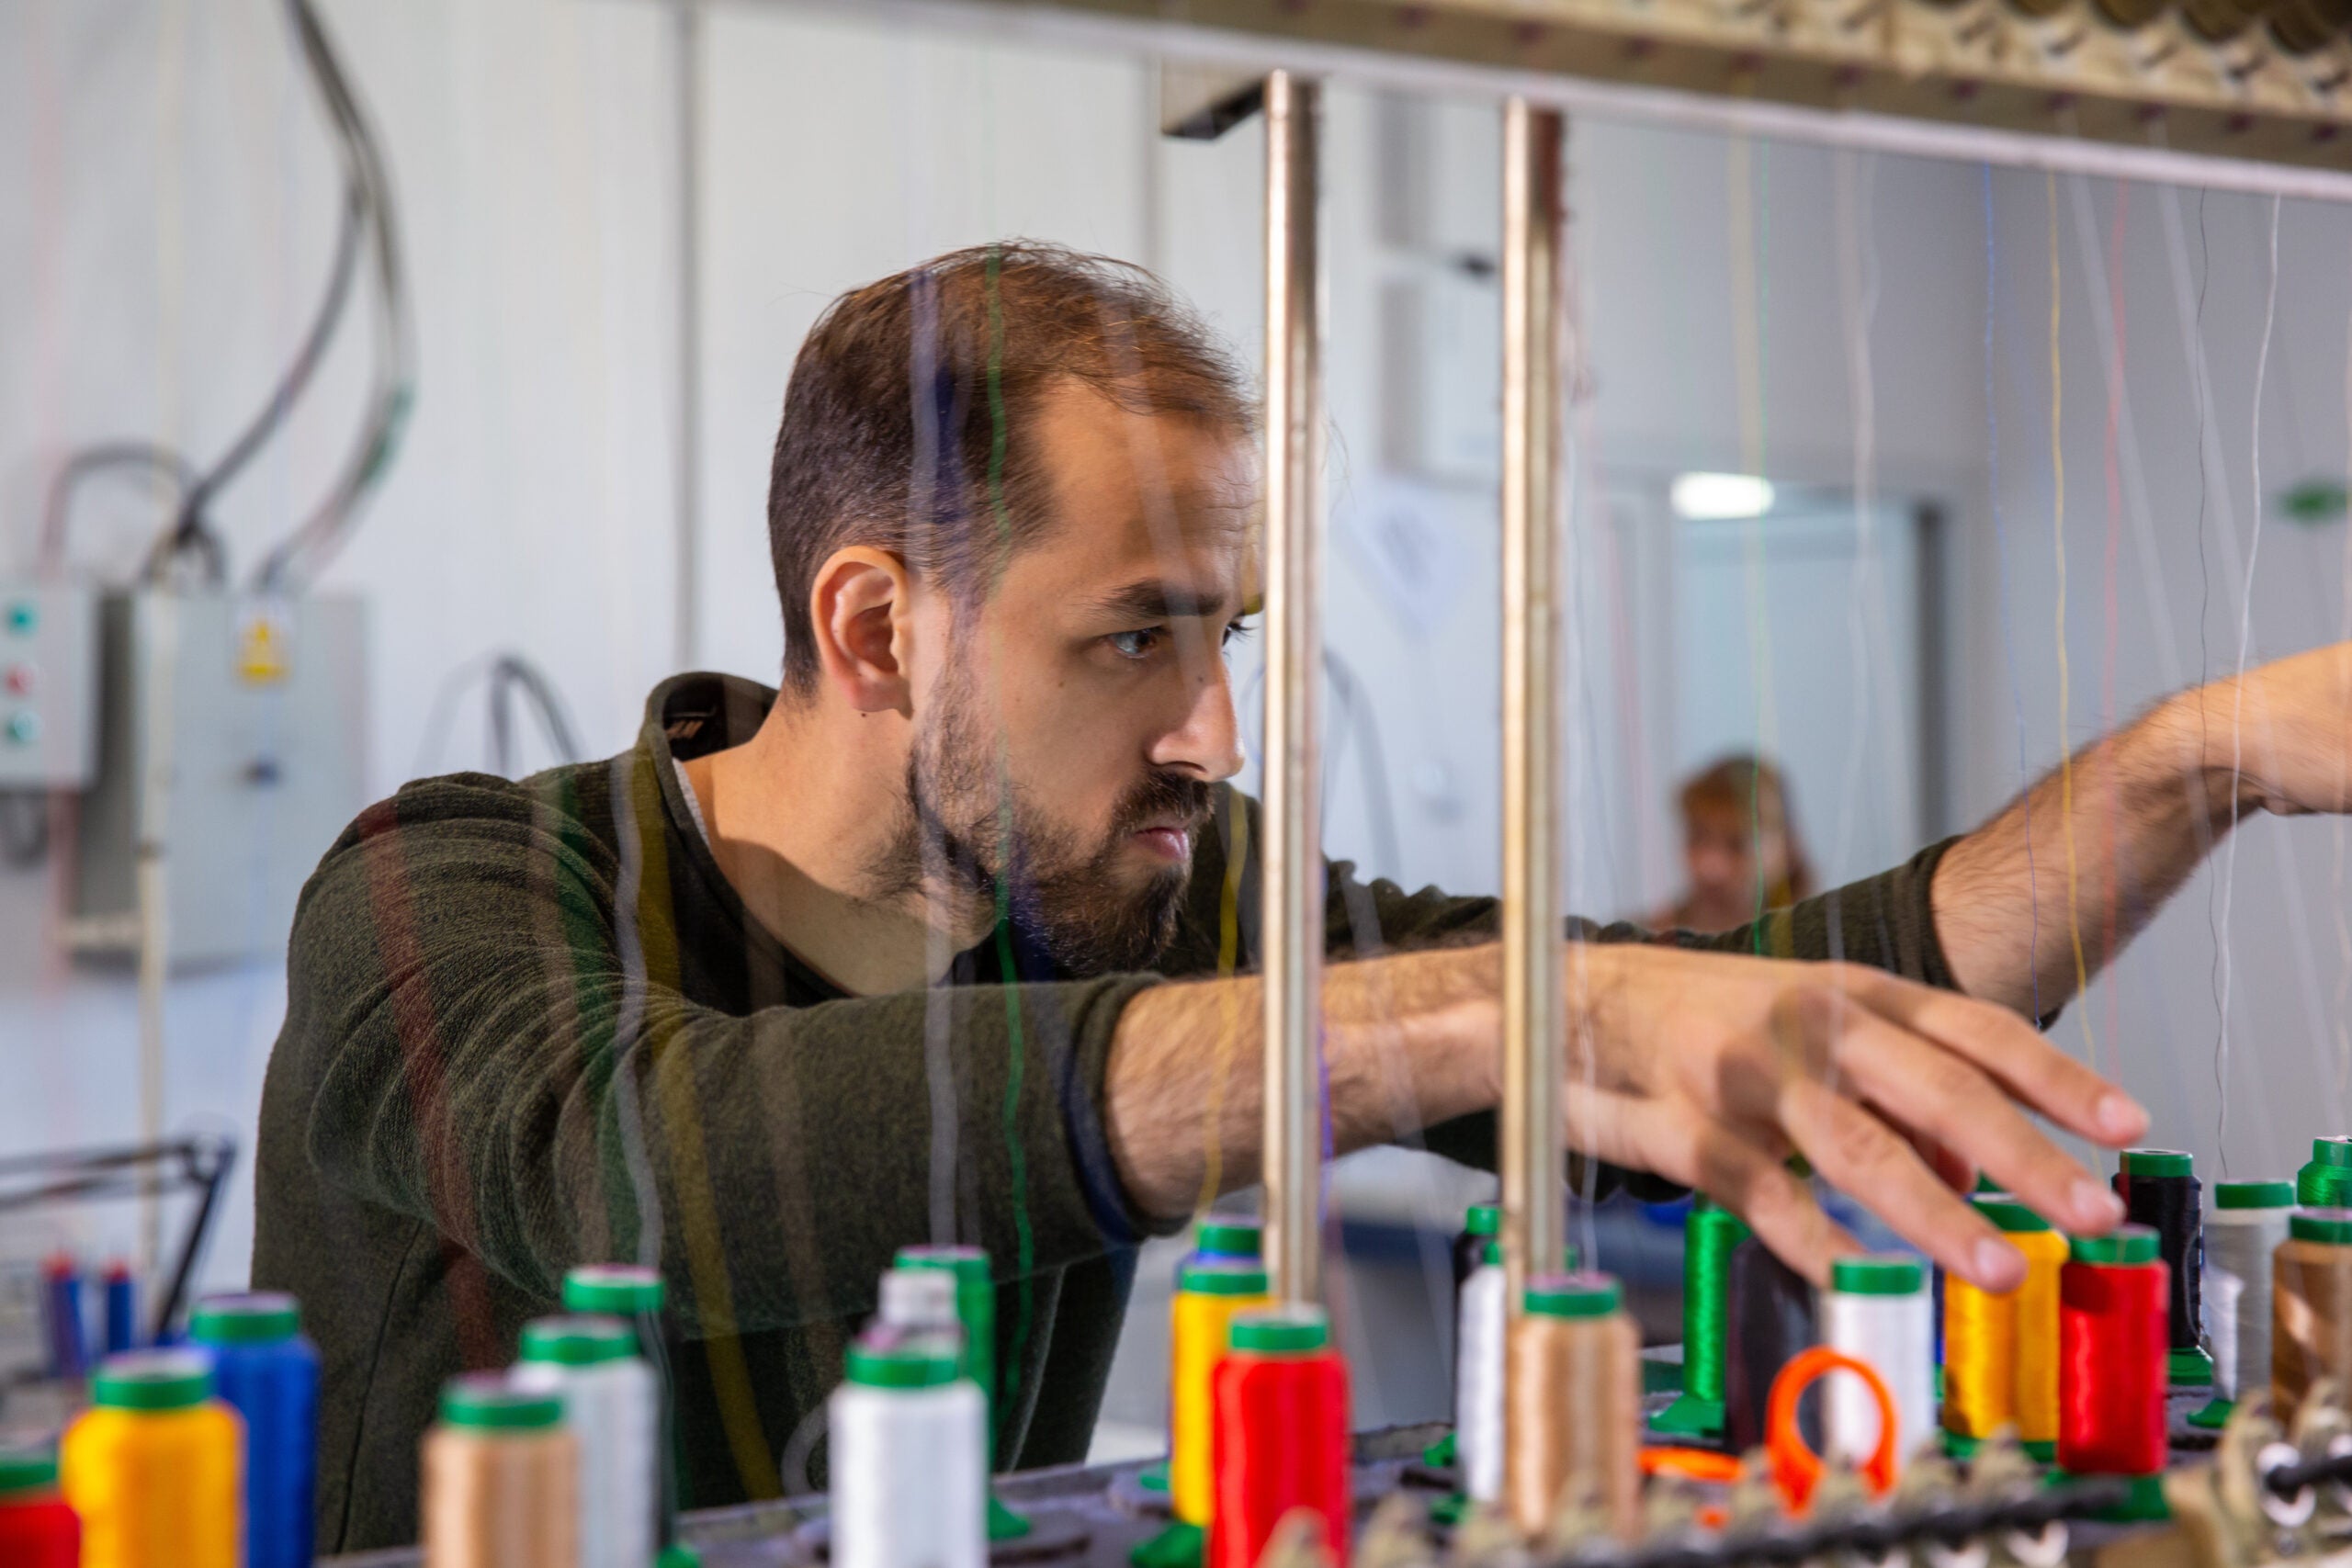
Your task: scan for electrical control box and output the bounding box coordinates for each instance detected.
[0,583,99,790]
[68,590,368,969]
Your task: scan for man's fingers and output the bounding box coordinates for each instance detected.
[1826,1003,2122,1236]
[1852,971,2146,1147]
[1776,1073,2024,1292]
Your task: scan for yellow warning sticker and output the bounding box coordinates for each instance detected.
[237,609,290,684]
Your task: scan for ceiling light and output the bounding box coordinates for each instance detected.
[1670,471,1776,521]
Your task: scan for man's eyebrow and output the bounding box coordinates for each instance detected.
[1085,580,1242,622]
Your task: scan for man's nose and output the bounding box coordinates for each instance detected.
[1153,660,1244,782]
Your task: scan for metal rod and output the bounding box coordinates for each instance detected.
[673,0,705,672]
[1260,67,1326,1308]
[804,0,2352,207]
[1500,98,1568,1322]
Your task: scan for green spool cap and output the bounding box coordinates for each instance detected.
[2312,1137,2352,1171]
[520,1314,638,1367]
[1464,1203,1500,1238]
[1524,1271,1622,1319]
[562,1265,666,1315]
[846,1334,962,1390]
[2120,1148,2194,1179]
[1228,1305,1329,1355]
[1178,1258,1270,1296]
[2291,1208,2352,1246]
[2216,1179,2296,1210]
[1481,1240,1502,1267]
[897,1245,990,1286]
[440,1373,563,1430]
[1974,1193,2052,1234]
[1831,1255,1926,1296]
[2069,1224,2160,1266]
[1193,1218,1261,1258]
[0,1450,56,1497]
[93,1350,213,1412]
[189,1291,300,1345]
[1973,1172,2004,1193]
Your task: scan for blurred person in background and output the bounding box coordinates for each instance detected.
[1649,755,1815,934]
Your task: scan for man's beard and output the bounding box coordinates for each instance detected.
[866,678,1212,976]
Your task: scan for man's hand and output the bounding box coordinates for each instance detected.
[1558,943,2145,1292]
[2191,641,2352,818]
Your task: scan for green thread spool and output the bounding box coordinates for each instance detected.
[1653,1200,1747,1435]
[2300,1138,2352,1208]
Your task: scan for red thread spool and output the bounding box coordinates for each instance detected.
[2058,1226,2169,1475]
[1208,1305,1350,1568]
[0,1450,80,1568]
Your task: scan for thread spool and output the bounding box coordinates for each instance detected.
[2298,1137,2352,1208]
[1980,1194,2066,1450]
[421,1374,578,1568]
[0,1450,80,1567]
[41,1256,85,1379]
[1170,1258,1271,1529]
[2198,1180,2294,1423]
[61,1349,242,1568]
[2113,1149,2211,1385]
[1454,1202,1500,1291]
[2269,0,2352,53]
[831,1332,985,1568]
[1457,1241,1507,1505]
[1723,1235,1818,1452]
[2272,1206,2352,1425]
[2057,1226,2168,1478]
[514,1316,658,1568]
[895,1247,1027,1541]
[1193,1216,1262,1264]
[102,1265,136,1356]
[1821,1255,1933,1473]
[1506,1272,1640,1540]
[1207,1306,1350,1568]
[879,1268,959,1335]
[1654,1199,1748,1436]
[561,1263,683,1559]
[189,1292,318,1568]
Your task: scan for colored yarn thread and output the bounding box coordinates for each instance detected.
[1940,1270,2015,1439]
[1655,1200,1747,1434]
[1505,1273,1640,1540]
[62,1350,242,1568]
[1987,1195,2067,1445]
[1820,1255,1932,1472]
[1456,1244,1507,1505]
[102,1265,136,1356]
[2203,1181,2292,1405]
[1207,1307,1350,1568]
[1722,1235,1818,1452]
[830,1333,985,1568]
[2271,1207,2352,1425]
[514,1315,658,1568]
[2112,1149,2211,1384]
[0,1449,80,1568]
[41,1257,85,1379]
[2057,1227,2168,1477]
[1170,1258,1270,1528]
[421,1375,577,1568]
[561,1265,680,1554]
[189,1292,318,1568]
[2298,1137,2352,1207]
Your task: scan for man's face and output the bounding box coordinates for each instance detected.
[888,379,1258,975]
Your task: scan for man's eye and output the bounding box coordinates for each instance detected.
[1222,619,1257,648]
[1107,628,1163,659]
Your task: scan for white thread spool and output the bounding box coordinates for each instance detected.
[879,1267,960,1335]
[831,1331,985,1568]
[1820,1254,1934,1472]
[513,1314,657,1568]
[1456,1243,1507,1503]
[2206,1179,2294,1401]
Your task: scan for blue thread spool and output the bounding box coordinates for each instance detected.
[101,1265,136,1356]
[190,1292,318,1568]
[41,1257,85,1379]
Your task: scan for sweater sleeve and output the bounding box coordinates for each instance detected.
[282,766,1174,1341]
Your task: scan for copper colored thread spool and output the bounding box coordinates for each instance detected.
[2181,0,2271,39]
[2093,0,2170,28]
[1505,1273,1639,1540]
[2272,1208,2352,1425]
[2269,0,2352,51]
[422,1376,578,1568]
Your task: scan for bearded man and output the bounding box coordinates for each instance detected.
[256,243,2352,1551]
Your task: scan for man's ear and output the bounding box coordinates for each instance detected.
[808,546,915,716]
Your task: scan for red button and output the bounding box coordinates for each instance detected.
[4,665,32,696]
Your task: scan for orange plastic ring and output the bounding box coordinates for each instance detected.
[1764,1346,1899,1512]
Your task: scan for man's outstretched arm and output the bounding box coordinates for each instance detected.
[1934,641,2352,1018]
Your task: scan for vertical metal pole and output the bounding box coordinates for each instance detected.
[1261,69,1326,1308]
[673,0,704,673]
[1499,98,1567,1320]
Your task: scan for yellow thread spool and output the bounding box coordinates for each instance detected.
[1170,1258,1270,1527]
[2007,1225,2068,1442]
[62,1350,242,1568]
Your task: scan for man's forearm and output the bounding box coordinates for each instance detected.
[1933,688,2251,1017]
[1102,945,1501,1221]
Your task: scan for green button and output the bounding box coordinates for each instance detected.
[6,603,35,636]
[6,712,38,745]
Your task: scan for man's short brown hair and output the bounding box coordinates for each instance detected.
[765,242,1256,697]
